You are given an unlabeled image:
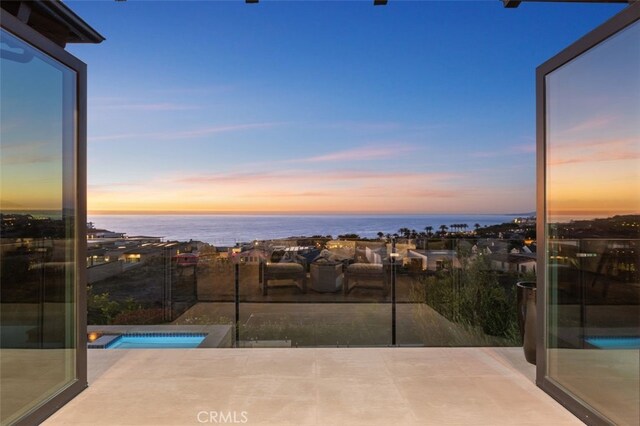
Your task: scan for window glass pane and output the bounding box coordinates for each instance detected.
[0,28,77,424]
[545,20,640,426]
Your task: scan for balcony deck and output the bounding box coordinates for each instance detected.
[44,347,581,425]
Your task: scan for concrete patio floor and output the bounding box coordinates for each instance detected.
[44,347,582,426]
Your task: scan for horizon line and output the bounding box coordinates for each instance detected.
[86,210,532,216]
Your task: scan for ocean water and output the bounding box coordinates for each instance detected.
[88,214,519,246]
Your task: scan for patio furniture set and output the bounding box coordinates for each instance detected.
[258,242,393,296]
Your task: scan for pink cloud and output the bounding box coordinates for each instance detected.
[294,144,416,163]
[325,121,402,132]
[89,122,282,142]
[96,103,200,111]
[176,169,461,186]
[471,142,536,158]
[553,136,637,150]
[1,142,56,165]
[401,188,464,198]
[252,191,334,198]
[512,143,535,154]
[178,171,294,184]
[549,150,640,166]
[561,115,615,135]
[549,137,639,166]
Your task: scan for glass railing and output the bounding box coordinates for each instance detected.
[547,238,640,349]
[546,237,640,426]
[85,231,537,348]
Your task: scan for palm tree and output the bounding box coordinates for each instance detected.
[377,231,384,240]
[439,224,448,236]
[424,226,433,237]
[424,226,433,250]
[462,223,468,234]
[398,228,411,239]
[474,223,481,232]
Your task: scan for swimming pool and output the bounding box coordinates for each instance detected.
[585,336,640,349]
[105,333,206,349]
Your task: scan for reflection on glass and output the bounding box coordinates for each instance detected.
[0,29,77,424]
[545,20,640,426]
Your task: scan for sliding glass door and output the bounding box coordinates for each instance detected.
[0,20,86,426]
[538,5,639,425]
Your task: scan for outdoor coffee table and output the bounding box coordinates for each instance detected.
[310,261,343,292]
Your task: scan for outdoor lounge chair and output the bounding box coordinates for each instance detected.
[259,251,307,295]
[343,241,389,295]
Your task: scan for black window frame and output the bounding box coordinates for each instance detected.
[535,3,640,425]
[1,9,88,426]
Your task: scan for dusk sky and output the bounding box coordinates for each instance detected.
[546,19,640,217]
[65,0,626,215]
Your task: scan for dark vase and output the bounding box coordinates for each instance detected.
[517,281,537,365]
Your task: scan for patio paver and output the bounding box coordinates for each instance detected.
[44,347,582,426]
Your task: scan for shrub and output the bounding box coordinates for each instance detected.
[415,254,520,344]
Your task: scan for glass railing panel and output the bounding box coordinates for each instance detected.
[237,239,392,347]
[86,238,235,347]
[84,219,539,350]
[397,238,530,346]
[547,236,640,424]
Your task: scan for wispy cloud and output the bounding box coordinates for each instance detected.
[549,149,640,166]
[177,170,290,184]
[325,121,402,132]
[87,168,505,214]
[402,188,465,198]
[470,151,500,159]
[292,144,417,163]
[255,190,334,198]
[89,122,282,142]
[152,85,235,95]
[554,136,637,150]
[90,96,129,103]
[176,169,461,186]
[221,180,466,203]
[2,153,56,165]
[471,141,536,158]
[0,142,57,165]
[89,182,144,189]
[512,143,535,154]
[322,120,448,133]
[560,115,615,135]
[94,102,200,111]
[548,137,639,166]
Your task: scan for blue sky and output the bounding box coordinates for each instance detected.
[66,0,625,214]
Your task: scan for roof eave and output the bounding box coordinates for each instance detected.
[35,0,105,44]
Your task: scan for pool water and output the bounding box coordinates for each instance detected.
[106,334,206,349]
[585,336,640,349]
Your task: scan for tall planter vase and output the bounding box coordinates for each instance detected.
[516,281,537,365]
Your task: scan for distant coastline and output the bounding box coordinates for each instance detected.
[87,213,523,246]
